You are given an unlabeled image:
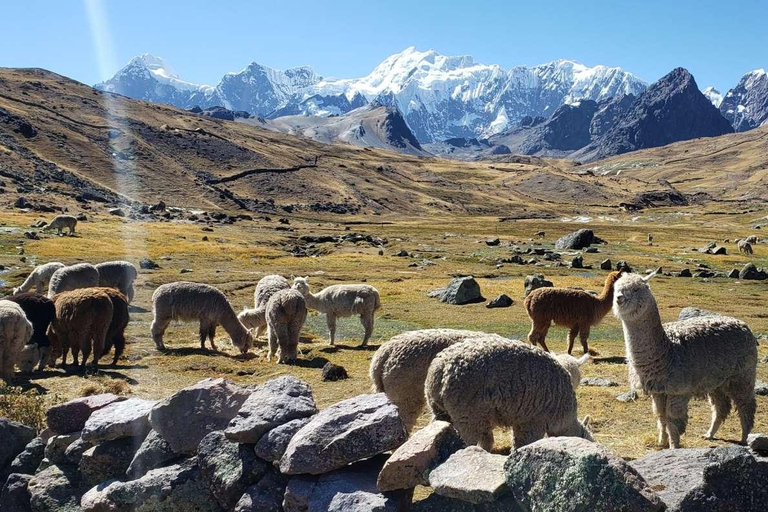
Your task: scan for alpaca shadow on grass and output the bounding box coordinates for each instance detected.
[287,356,330,369]
[128,305,150,314]
[594,356,627,365]
[5,378,47,394]
[161,346,232,358]
[318,343,378,353]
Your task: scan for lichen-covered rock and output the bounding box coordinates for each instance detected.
[631,445,768,512]
[82,398,156,443]
[505,437,663,512]
[429,446,509,504]
[80,459,218,512]
[79,437,141,489]
[580,377,619,387]
[555,229,596,250]
[9,437,45,476]
[46,394,126,435]
[1,473,33,512]
[126,429,181,479]
[438,276,484,305]
[378,420,465,492]
[225,376,317,444]
[412,493,522,511]
[523,274,553,297]
[233,471,287,512]
[748,432,768,454]
[44,432,81,466]
[254,417,313,462]
[27,464,81,512]
[197,431,268,509]
[0,419,36,475]
[64,437,94,466]
[282,456,411,512]
[149,378,250,454]
[279,393,407,475]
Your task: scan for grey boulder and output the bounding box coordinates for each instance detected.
[44,432,81,466]
[505,437,663,512]
[279,393,407,475]
[486,294,513,309]
[254,417,313,462]
[82,398,156,443]
[225,376,317,444]
[233,470,287,512]
[126,428,181,479]
[555,229,596,250]
[0,419,36,473]
[8,437,45,477]
[46,394,126,435]
[429,446,509,504]
[1,473,33,512]
[149,378,250,454]
[27,464,81,512]
[438,276,484,305]
[523,274,553,297]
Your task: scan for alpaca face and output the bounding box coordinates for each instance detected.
[579,416,594,442]
[612,274,654,322]
[292,277,310,296]
[17,343,40,373]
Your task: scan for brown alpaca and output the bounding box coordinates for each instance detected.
[50,288,113,372]
[524,270,624,354]
[92,287,129,366]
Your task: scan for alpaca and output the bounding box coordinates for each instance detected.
[613,271,757,448]
[292,276,380,346]
[265,288,307,363]
[13,262,65,295]
[42,215,78,235]
[47,263,99,298]
[92,287,129,366]
[738,240,754,255]
[0,300,33,382]
[238,274,290,338]
[369,329,511,431]
[96,261,138,303]
[8,292,55,372]
[555,353,592,389]
[426,338,593,450]
[524,270,624,354]
[745,235,758,244]
[50,288,113,372]
[150,282,253,353]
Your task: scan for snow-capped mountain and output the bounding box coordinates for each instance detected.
[719,69,768,131]
[702,86,723,108]
[95,48,646,143]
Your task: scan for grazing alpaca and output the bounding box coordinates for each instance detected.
[13,262,65,295]
[50,288,113,372]
[8,292,55,372]
[150,282,253,353]
[738,240,754,255]
[93,287,129,366]
[42,215,78,235]
[426,339,593,450]
[265,288,307,363]
[524,270,624,354]
[96,261,138,303]
[292,276,380,346]
[47,263,100,298]
[238,274,290,338]
[0,300,33,382]
[613,271,757,448]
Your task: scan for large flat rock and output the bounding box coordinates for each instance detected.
[81,398,156,443]
[46,394,126,435]
[254,417,313,462]
[429,446,508,504]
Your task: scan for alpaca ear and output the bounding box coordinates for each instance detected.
[642,269,658,282]
[581,415,591,427]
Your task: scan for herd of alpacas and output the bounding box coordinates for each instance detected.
[0,260,759,451]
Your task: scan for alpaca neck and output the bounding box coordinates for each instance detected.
[592,276,618,322]
[220,306,249,341]
[620,298,672,392]
[303,291,326,312]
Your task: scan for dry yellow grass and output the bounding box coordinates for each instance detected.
[1,207,767,461]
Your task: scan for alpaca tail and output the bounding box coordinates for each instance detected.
[369,345,388,393]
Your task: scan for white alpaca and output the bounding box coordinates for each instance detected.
[237,275,290,338]
[96,261,138,303]
[555,353,593,389]
[613,271,757,448]
[13,262,65,295]
[42,215,77,235]
[0,300,33,382]
[47,263,100,298]
[292,276,380,346]
[265,288,307,364]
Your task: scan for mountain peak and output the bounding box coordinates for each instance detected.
[128,54,180,80]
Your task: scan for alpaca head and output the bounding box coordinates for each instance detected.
[578,415,594,442]
[612,271,657,322]
[12,286,21,295]
[292,276,310,296]
[233,329,254,354]
[17,343,40,373]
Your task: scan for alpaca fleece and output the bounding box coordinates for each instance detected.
[43,215,77,235]
[265,288,307,364]
[96,261,138,303]
[48,263,100,298]
[524,270,623,354]
[0,300,33,382]
[613,272,757,448]
[50,288,113,371]
[150,281,252,353]
[293,276,380,346]
[369,329,510,431]
[13,262,65,295]
[91,287,129,366]
[426,339,593,450]
[8,292,55,372]
[238,274,290,337]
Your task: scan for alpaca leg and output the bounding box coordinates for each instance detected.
[703,388,731,440]
[256,325,266,339]
[110,334,124,366]
[512,423,546,449]
[208,325,217,351]
[528,323,550,352]
[37,346,50,371]
[651,393,668,447]
[127,283,135,303]
[665,395,690,449]
[567,326,579,354]
[454,419,494,451]
[198,321,210,350]
[578,325,591,354]
[360,313,374,346]
[395,398,425,433]
[727,377,757,445]
[0,345,11,383]
[150,316,170,351]
[267,327,277,362]
[326,314,337,345]
[80,340,92,373]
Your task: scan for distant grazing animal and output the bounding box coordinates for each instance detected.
[8,292,55,372]
[0,300,33,382]
[647,233,653,243]
[745,235,758,244]
[524,270,624,354]
[47,263,99,298]
[738,240,754,255]
[535,231,546,239]
[96,261,138,303]
[613,271,757,448]
[265,288,307,364]
[237,274,290,338]
[292,276,380,346]
[13,262,65,295]
[42,215,78,235]
[426,339,593,450]
[50,288,113,372]
[150,282,253,353]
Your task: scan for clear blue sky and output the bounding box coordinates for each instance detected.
[1,0,766,93]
